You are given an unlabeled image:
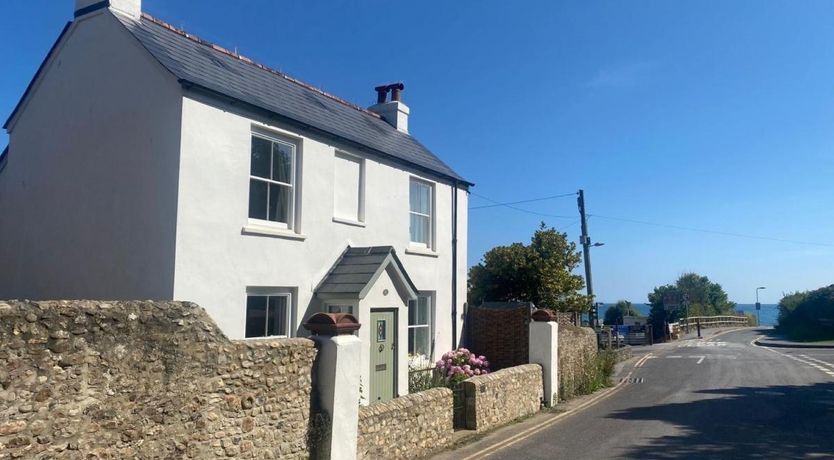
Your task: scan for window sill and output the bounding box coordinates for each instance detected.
[405,247,439,258]
[332,217,366,228]
[242,224,306,241]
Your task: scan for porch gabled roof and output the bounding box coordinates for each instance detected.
[315,246,418,301]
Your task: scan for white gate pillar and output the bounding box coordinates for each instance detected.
[529,309,559,407]
[305,313,362,460]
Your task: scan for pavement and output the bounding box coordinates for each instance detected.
[753,330,834,349]
[431,327,834,460]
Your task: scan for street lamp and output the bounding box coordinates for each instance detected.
[755,286,766,326]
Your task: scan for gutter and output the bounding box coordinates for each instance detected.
[452,180,459,347]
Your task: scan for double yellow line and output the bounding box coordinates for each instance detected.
[460,374,632,460]
[634,352,654,368]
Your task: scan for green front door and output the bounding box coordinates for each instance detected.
[369,309,397,404]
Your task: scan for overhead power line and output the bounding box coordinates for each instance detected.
[589,214,834,248]
[469,192,576,210]
[469,191,575,219]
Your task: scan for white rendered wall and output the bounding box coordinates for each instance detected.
[0,12,182,300]
[174,94,467,369]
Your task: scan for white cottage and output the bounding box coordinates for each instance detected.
[0,0,471,404]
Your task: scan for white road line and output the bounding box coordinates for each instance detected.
[760,346,834,380]
[696,356,705,364]
[667,355,682,359]
[801,355,834,371]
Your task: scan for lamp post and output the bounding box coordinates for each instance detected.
[755,286,766,326]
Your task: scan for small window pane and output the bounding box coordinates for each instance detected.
[251,137,271,178]
[272,143,293,183]
[268,184,291,223]
[267,296,288,336]
[410,181,430,214]
[410,214,430,245]
[409,327,430,358]
[245,296,268,338]
[249,179,268,220]
[418,296,430,325]
[408,299,417,325]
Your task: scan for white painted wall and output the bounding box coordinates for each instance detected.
[0,11,182,300]
[174,94,468,383]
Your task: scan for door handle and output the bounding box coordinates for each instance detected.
[378,344,384,352]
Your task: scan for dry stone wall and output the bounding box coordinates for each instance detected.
[558,324,598,400]
[0,300,317,459]
[462,364,542,432]
[357,387,453,460]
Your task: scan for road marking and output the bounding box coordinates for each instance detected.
[759,346,834,380]
[667,355,682,359]
[634,353,655,368]
[696,356,705,364]
[461,372,633,460]
[800,355,834,371]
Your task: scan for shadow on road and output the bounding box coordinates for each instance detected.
[607,382,834,459]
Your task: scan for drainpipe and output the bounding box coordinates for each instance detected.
[451,181,459,348]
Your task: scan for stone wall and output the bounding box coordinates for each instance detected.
[558,324,598,400]
[357,388,453,459]
[462,364,542,432]
[0,300,318,459]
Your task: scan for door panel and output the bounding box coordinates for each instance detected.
[369,310,397,403]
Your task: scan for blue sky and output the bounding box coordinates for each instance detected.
[2,1,833,304]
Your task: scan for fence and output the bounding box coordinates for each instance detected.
[680,315,750,330]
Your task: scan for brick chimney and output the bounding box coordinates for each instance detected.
[75,0,141,20]
[368,83,410,133]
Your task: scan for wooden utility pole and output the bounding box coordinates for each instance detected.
[577,189,596,327]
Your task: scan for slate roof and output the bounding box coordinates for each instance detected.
[316,246,417,300]
[114,13,470,185]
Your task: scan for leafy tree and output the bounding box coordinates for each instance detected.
[468,223,590,312]
[646,273,736,339]
[603,300,640,325]
[776,285,834,341]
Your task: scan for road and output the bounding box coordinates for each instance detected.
[446,328,834,459]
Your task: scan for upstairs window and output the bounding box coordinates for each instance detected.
[408,294,433,361]
[409,178,433,247]
[245,291,291,338]
[333,151,364,223]
[249,134,296,228]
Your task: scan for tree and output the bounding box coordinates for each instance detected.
[468,223,590,312]
[603,300,639,325]
[777,285,834,341]
[646,273,736,339]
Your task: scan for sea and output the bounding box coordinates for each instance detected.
[599,303,779,326]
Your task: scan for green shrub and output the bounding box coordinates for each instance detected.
[777,285,834,341]
[560,348,617,400]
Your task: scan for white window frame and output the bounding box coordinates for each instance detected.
[248,131,299,230]
[408,292,434,361]
[409,177,435,249]
[244,287,294,339]
[332,150,366,225]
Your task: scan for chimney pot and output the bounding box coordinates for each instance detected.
[368,83,409,133]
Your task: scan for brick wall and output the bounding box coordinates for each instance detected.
[0,300,318,459]
[558,324,598,400]
[462,364,543,432]
[357,387,453,459]
[465,303,531,370]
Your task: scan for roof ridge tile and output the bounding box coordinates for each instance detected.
[138,12,381,119]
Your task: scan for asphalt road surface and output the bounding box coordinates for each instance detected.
[465,328,834,460]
